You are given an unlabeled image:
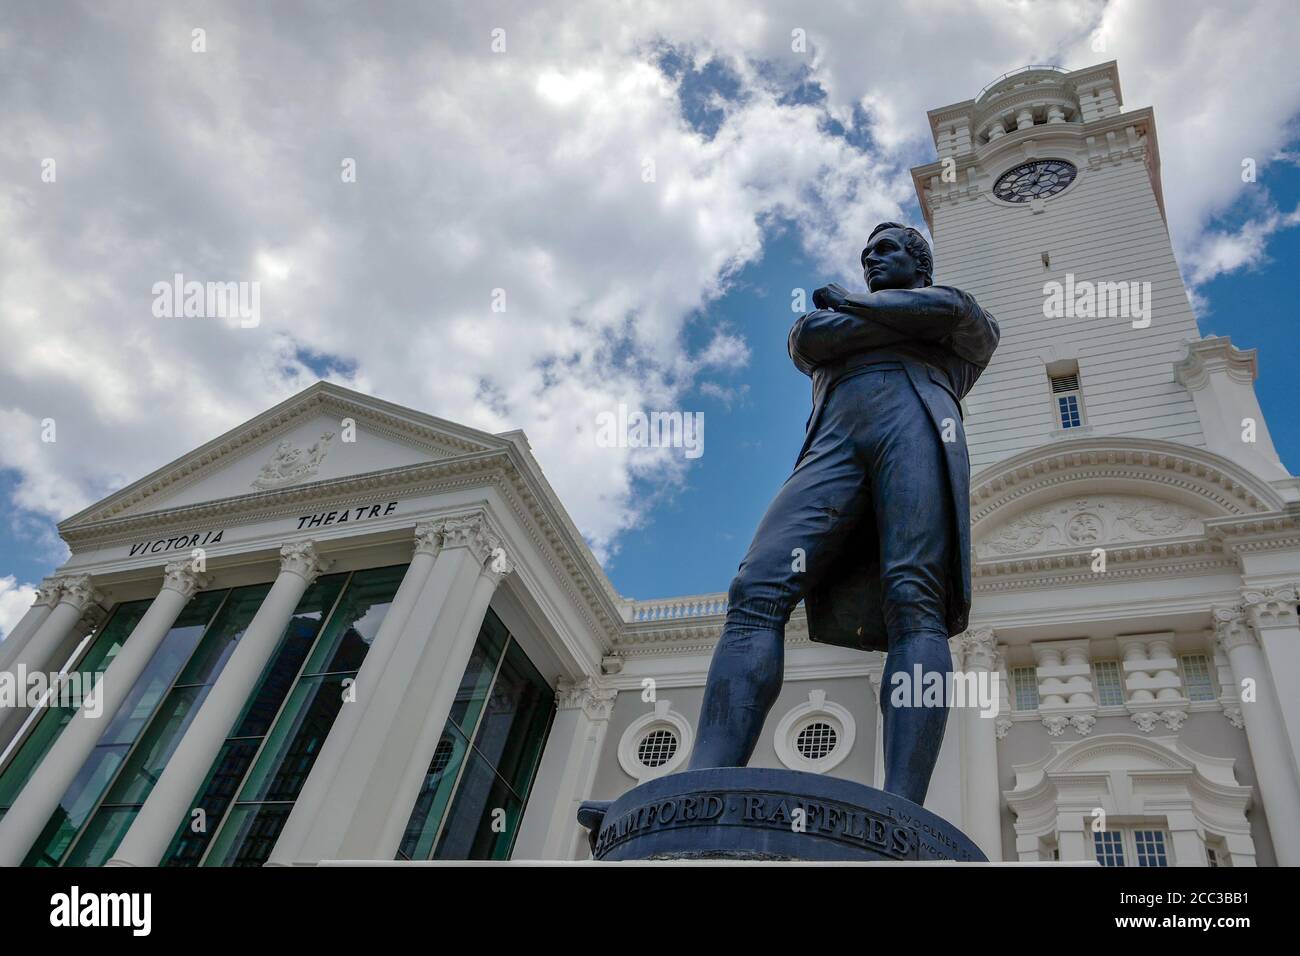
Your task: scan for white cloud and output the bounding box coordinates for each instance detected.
[0,0,1296,579]
[1185,202,1300,288]
[0,577,38,642]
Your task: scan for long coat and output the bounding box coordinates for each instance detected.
[786,285,1000,652]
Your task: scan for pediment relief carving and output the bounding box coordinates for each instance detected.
[252,432,335,489]
[975,494,1205,558]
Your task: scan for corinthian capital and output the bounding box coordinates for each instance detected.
[412,520,444,558]
[33,576,65,608]
[1212,606,1256,654]
[959,625,998,672]
[1240,585,1299,630]
[56,574,103,612]
[556,676,617,720]
[280,540,328,584]
[434,511,499,566]
[161,561,208,599]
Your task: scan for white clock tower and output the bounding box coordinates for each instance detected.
[910,62,1288,484]
[902,63,1300,866]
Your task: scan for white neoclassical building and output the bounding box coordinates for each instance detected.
[0,61,1297,867]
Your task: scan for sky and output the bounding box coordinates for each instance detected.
[1,0,1298,634]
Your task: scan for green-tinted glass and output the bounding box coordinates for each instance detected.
[447,608,509,736]
[174,585,271,687]
[159,573,349,867]
[0,600,151,813]
[300,565,407,676]
[22,588,230,866]
[432,747,525,861]
[202,802,293,868]
[470,638,553,797]
[62,805,138,866]
[397,721,472,860]
[398,609,555,861]
[200,566,406,867]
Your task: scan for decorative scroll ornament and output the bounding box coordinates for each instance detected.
[1131,709,1186,733]
[279,540,328,583]
[556,677,618,720]
[977,495,1204,558]
[161,561,207,599]
[251,432,335,489]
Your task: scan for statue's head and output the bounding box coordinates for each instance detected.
[861,222,933,292]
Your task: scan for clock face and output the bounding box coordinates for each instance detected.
[993,159,1077,203]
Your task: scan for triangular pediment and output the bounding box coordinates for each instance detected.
[60,382,511,528]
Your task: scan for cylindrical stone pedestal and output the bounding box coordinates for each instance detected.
[578,768,986,862]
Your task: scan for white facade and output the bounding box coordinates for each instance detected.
[0,61,1296,867]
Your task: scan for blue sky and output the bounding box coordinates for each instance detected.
[597,183,1300,601]
[2,1,1299,632]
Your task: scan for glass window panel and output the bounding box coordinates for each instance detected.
[22,743,130,866]
[431,746,524,861]
[1135,830,1168,866]
[174,585,271,687]
[469,639,553,797]
[1093,830,1125,866]
[0,600,151,814]
[231,574,348,739]
[162,738,260,867]
[101,684,207,807]
[236,673,353,803]
[447,609,509,735]
[159,574,349,866]
[62,806,139,867]
[1181,654,1216,702]
[300,566,407,676]
[1012,667,1039,711]
[1092,660,1125,706]
[202,803,293,868]
[399,611,556,861]
[397,723,472,861]
[95,589,228,747]
[22,589,230,866]
[197,566,405,866]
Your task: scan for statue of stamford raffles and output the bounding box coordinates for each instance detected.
[688,222,1000,804]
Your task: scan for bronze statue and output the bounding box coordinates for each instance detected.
[687,222,1000,804]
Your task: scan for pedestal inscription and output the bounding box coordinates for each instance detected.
[579,768,986,862]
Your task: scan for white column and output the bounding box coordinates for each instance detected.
[0,577,63,672]
[269,515,512,864]
[1167,810,1205,867]
[957,626,1003,861]
[5,576,103,680]
[369,519,513,858]
[0,576,104,754]
[513,677,617,860]
[0,561,205,866]
[266,522,443,866]
[1213,606,1300,866]
[1240,585,1300,781]
[107,542,328,867]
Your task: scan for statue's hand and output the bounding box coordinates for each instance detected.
[812,283,850,310]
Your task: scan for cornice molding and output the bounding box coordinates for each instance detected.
[970,439,1283,523]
